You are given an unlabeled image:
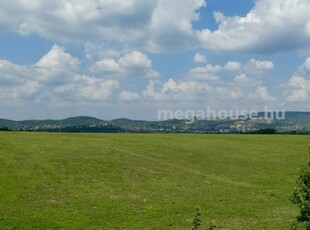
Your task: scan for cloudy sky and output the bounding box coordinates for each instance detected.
[1,0,310,120]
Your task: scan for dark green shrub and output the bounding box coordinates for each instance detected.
[206,220,217,230]
[192,206,202,230]
[191,206,217,230]
[291,148,310,229]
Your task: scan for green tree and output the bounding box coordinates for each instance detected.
[291,148,310,229]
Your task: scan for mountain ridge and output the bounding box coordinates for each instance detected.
[1,111,310,133]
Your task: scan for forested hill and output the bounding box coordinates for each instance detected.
[0,112,310,133]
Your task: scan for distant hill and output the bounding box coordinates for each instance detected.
[111,118,151,127]
[0,112,310,133]
[61,116,105,126]
[0,119,24,130]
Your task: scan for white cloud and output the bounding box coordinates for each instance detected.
[0,59,42,100]
[35,44,81,82]
[0,60,34,84]
[1,0,309,54]
[54,75,119,101]
[140,78,247,103]
[215,87,243,100]
[285,56,310,102]
[288,75,310,89]
[187,64,221,81]
[287,89,308,102]
[91,50,159,78]
[36,44,80,70]
[142,79,212,101]
[76,78,119,101]
[197,0,310,53]
[142,81,162,100]
[244,59,274,74]
[298,56,310,73]
[246,59,274,71]
[213,11,226,24]
[0,45,120,103]
[119,51,152,69]
[12,81,41,99]
[193,53,207,63]
[286,75,310,102]
[119,91,140,101]
[251,86,276,102]
[233,74,261,86]
[185,58,275,102]
[146,0,206,51]
[0,0,206,52]
[304,57,310,70]
[90,59,122,74]
[233,74,248,84]
[187,58,273,83]
[224,61,241,71]
[0,80,40,100]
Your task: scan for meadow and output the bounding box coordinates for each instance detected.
[0,132,309,229]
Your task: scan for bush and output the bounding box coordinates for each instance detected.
[191,206,217,230]
[192,206,202,230]
[291,148,310,229]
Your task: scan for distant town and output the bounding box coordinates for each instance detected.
[0,112,310,134]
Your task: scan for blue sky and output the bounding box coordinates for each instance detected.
[0,0,310,120]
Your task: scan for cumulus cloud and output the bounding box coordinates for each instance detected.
[133,76,247,103]
[187,64,221,81]
[233,74,261,86]
[244,59,274,74]
[0,42,289,119]
[91,59,122,74]
[142,79,212,101]
[0,0,309,54]
[55,75,119,101]
[0,80,40,100]
[285,56,310,102]
[0,44,119,103]
[119,91,140,101]
[187,58,274,82]
[215,87,243,100]
[0,1,156,42]
[0,60,34,84]
[35,44,80,82]
[197,0,310,53]
[193,53,207,63]
[2,0,310,119]
[36,44,80,70]
[287,89,308,102]
[91,50,159,78]
[286,75,310,102]
[0,59,41,100]
[250,86,276,102]
[224,61,241,71]
[119,51,151,69]
[0,0,206,52]
[213,11,226,24]
[303,57,310,71]
[146,0,206,51]
[298,56,310,74]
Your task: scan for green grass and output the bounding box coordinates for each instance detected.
[0,133,309,229]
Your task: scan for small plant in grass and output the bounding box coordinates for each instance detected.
[191,206,217,230]
[206,220,217,230]
[192,206,202,230]
[290,148,310,229]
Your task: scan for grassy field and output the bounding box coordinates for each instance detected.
[0,132,309,229]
